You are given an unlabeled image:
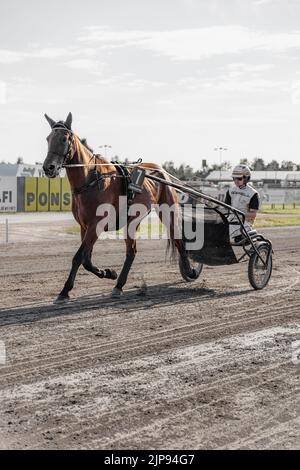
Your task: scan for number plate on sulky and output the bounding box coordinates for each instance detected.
[128,167,146,193]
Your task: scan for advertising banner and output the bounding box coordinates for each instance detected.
[0,176,17,212]
[17,177,71,212]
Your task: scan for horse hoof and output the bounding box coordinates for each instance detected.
[54,294,70,304]
[111,287,123,298]
[110,270,118,280]
[104,269,118,280]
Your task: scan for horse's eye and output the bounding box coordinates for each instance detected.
[62,137,67,143]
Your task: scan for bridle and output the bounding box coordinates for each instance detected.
[48,124,75,167]
[47,125,120,195]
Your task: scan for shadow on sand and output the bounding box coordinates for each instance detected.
[0,281,253,327]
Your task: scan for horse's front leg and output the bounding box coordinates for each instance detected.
[55,243,86,303]
[112,237,137,297]
[82,251,118,280]
[55,224,98,303]
[81,222,117,281]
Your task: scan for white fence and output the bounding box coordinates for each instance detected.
[263,188,300,205]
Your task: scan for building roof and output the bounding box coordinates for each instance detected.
[0,163,66,177]
[16,164,44,177]
[286,172,300,181]
[0,163,18,176]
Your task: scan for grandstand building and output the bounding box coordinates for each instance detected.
[205,170,300,187]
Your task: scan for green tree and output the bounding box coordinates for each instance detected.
[280,160,296,171]
[252,158,266,171]
[240,157,251,166]
[163,161,178,177]
[221,160,232,170]
[266,160,280,170]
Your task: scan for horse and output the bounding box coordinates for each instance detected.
[42,112,197,302]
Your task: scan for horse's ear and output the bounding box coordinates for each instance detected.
[44,113,56,128]
[65,112,72,129]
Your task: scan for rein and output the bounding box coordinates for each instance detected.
[68,153,119,196]
[72,169,117,195]
[50,125,152,195]
[63,157,143,168]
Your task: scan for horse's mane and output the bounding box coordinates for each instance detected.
[72,134,116,175]
[80,138,94,153]
[71,132,162,185]
[54,120,94,154]
[94,154,116,174]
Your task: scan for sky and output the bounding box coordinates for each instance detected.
[1,0,300,168]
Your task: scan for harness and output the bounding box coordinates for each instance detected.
[50,124,143,203]
[71,163,134,201]
[48,123,145,204]
[72,164,116,196]
[112,163,135,204]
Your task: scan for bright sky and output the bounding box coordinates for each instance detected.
[1,0,300,168]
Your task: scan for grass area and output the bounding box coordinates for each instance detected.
[260,204,300,215]
[64,226,80,236]
[255,216,300,228]
[64,222,166,238]
[64,215,300,238]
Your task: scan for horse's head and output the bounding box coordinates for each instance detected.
[43,112,73,178]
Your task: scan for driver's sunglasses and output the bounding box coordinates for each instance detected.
[233,177,243,181]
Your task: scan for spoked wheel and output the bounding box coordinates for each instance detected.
[179,253,203,282]
[248,244,272,290]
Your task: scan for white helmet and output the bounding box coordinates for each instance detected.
[231,164,251,181]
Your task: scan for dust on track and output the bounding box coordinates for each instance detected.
[0,224,299,449]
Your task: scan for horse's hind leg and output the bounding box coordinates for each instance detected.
[112,237,137,297]
[174,239,197,279]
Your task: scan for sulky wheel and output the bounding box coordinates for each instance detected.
[179,253,203,282]
[248,243,272,290]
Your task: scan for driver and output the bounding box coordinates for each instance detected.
[224,164,260,242]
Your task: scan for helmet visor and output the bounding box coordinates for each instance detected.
[232,176,243,181]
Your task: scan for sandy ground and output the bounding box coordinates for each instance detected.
[0,222,299,449]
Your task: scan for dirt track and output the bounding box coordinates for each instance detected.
[0,224,299,449]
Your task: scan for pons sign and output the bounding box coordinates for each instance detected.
[0,176,17,212]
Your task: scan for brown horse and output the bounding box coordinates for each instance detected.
[43,112,197,302]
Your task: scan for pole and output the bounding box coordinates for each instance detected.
[6,218,8,244]
[99,145,112,158]
[214,147,227,182]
